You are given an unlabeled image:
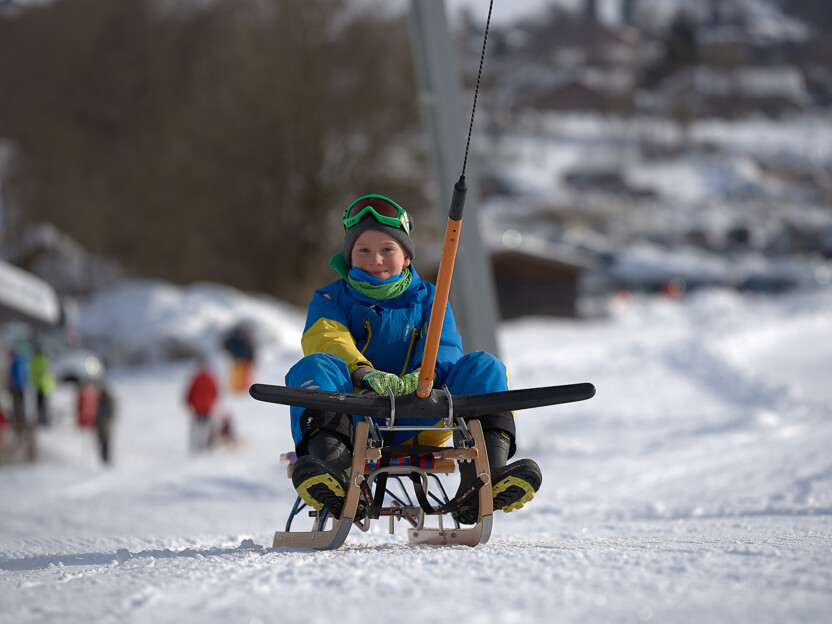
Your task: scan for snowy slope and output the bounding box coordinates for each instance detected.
[1,281,831,623]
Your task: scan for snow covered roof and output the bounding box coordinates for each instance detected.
[0,259,61,327]
[662,65,808,103]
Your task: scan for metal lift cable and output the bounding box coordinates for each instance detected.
[461,0,493,177]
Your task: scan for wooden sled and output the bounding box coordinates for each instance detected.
[272,417,494,550]
[257,381,595,550]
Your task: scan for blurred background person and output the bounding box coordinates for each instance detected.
[214,411,238,450]
[7,348,28,432]
[29,345,55,427]
[184,357,219,453]
[0,398,7,463]
[95,383,116,465]
[222,323,256,393]
[76,381,100,430]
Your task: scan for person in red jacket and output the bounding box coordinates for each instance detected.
[185,358,219,453]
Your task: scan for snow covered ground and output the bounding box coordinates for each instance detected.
[1,280,830,623]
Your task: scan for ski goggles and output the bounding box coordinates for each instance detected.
[343,194,413,236]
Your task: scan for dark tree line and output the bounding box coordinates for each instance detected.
[0,0,428,304]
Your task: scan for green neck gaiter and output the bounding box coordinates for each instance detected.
[329,253,413,300]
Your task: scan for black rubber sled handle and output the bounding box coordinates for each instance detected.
[249,382,596,420]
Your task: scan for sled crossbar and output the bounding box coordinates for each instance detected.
[250,382,596,419]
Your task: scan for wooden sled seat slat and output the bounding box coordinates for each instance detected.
[280,447,478,478]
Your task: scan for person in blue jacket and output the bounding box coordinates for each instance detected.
[7,348,29,430]
[286,194,541,524]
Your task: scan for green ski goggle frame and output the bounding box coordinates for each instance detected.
[342,194,413,236]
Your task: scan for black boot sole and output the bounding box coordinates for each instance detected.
[292,456,347,516]
[292,456,366,520]
[453,458,542,525]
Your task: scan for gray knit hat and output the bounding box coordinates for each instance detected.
[342,195,415,265]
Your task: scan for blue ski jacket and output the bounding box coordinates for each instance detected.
[288,266,513,448]
[300,267,463,380]
[9,353,28,392]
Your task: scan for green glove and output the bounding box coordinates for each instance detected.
[361,370,422,396]
[360,370,397,395]
[400,370,421,395]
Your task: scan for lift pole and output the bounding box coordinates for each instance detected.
[408,0,500,357]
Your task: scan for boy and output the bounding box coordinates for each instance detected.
[285,194,541,524]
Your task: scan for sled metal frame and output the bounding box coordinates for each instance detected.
[273,416,493,550]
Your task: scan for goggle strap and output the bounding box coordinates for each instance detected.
[345,194,405,217]
[343,196,411,235]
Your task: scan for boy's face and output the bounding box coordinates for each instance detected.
[350,228,411,280]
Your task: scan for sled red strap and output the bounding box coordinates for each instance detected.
[366,454,439,471]
[368,441,446,515]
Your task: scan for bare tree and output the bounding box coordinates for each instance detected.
[0,0,427,304]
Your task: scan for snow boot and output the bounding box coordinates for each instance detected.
[292,430,363,520]
[452,429,542,525]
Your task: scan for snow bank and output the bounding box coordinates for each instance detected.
[78,279,304,366]
[2,282,830,624]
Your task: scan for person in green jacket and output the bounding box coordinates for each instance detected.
[29,346,55,427]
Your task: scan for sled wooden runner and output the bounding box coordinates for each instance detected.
[272,419,494,549]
